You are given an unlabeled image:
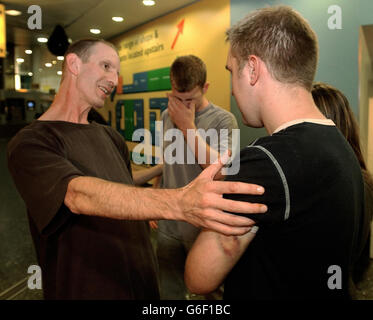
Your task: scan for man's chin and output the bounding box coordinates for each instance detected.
[93,101,105,108]
[242,117,263,128]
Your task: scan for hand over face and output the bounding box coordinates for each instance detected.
[167,93,196,132]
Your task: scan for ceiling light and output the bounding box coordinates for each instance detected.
[5,10,22,16]
[57,56,64,61]
[16,58,24,63]
[57,71,62,75]
[37,37,48,43]
[143,0,155,6]
[90,29,101,34]
[52,60,57,65]
[112,17,124,22]
[25,49,33,55]
[45,63,52,67]
[28,72,33,76]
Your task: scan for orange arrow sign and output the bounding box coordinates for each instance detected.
[171,19,185,50]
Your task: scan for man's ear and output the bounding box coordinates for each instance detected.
[65,53,81,76]
[202,82,210,94]
[248,55,260,85]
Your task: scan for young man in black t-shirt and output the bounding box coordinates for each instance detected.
[185,6,364,299]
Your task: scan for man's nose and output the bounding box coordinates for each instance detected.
[108,73,118,89]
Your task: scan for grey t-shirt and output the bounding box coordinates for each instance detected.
[158,103,238,244]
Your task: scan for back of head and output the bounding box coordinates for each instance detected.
[170,55,206,92]
[312,82,367,172]
[226,6,318,91]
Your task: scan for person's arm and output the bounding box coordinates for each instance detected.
[167,94,219,170]
[64,156,267,236]
[185,143,291,293]
[185,226,258,294]
[132,164,163,186]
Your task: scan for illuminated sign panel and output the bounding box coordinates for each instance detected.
[0,4,6,58]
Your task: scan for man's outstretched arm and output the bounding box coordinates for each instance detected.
[64,157,267,236]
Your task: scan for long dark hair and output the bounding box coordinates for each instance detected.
[312,82,373,192]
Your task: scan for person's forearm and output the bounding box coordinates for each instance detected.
[185,227,258,294]
[64,176,180,221]
[132,164,163,186]
[64,160,267,236]
[183,128,226,180]
[183,128,219,170]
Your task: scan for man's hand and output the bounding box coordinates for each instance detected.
[177,154,267,236]
[167,93,196,133]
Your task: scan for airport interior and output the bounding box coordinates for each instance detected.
[0,0,373,300]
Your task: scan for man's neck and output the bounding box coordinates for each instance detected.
[260,84,326,135]
[38,79,91,124]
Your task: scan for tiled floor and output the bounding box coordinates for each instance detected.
[0,128,372,300]
[0,135,43,300]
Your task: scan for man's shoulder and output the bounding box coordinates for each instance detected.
[207,103,235,118]
[160,109,169,118]
[242,134,291,157]
[7,122,45,152]
[199,103,237,129]
[100,123,122,139]
[243,122,328,158]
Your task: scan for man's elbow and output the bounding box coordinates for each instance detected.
[64,179,81,214]
[184,273,219,295]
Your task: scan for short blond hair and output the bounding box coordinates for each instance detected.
[226,6,318,91]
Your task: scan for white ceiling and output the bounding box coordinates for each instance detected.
[1,0,199,81]
[2,0,199,46]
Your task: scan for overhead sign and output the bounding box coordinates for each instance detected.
[0,4,5,58]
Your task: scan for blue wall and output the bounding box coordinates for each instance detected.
[230,0,373,147]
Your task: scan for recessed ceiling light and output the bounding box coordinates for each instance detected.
[143,0,155,6]
[112,17,124,22]
[5,10,22,16]
[16,58,24,63]
[45,63,52,67]
[90,29,101,34]
[28,72,33,76]
[57,71,62,75]
[57,56,64,61]
[52,60,57,65]
[25,49,32,54]
[37,37,48,43]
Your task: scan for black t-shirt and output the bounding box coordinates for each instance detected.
[7,120,159,299]
[223,122,364,300]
